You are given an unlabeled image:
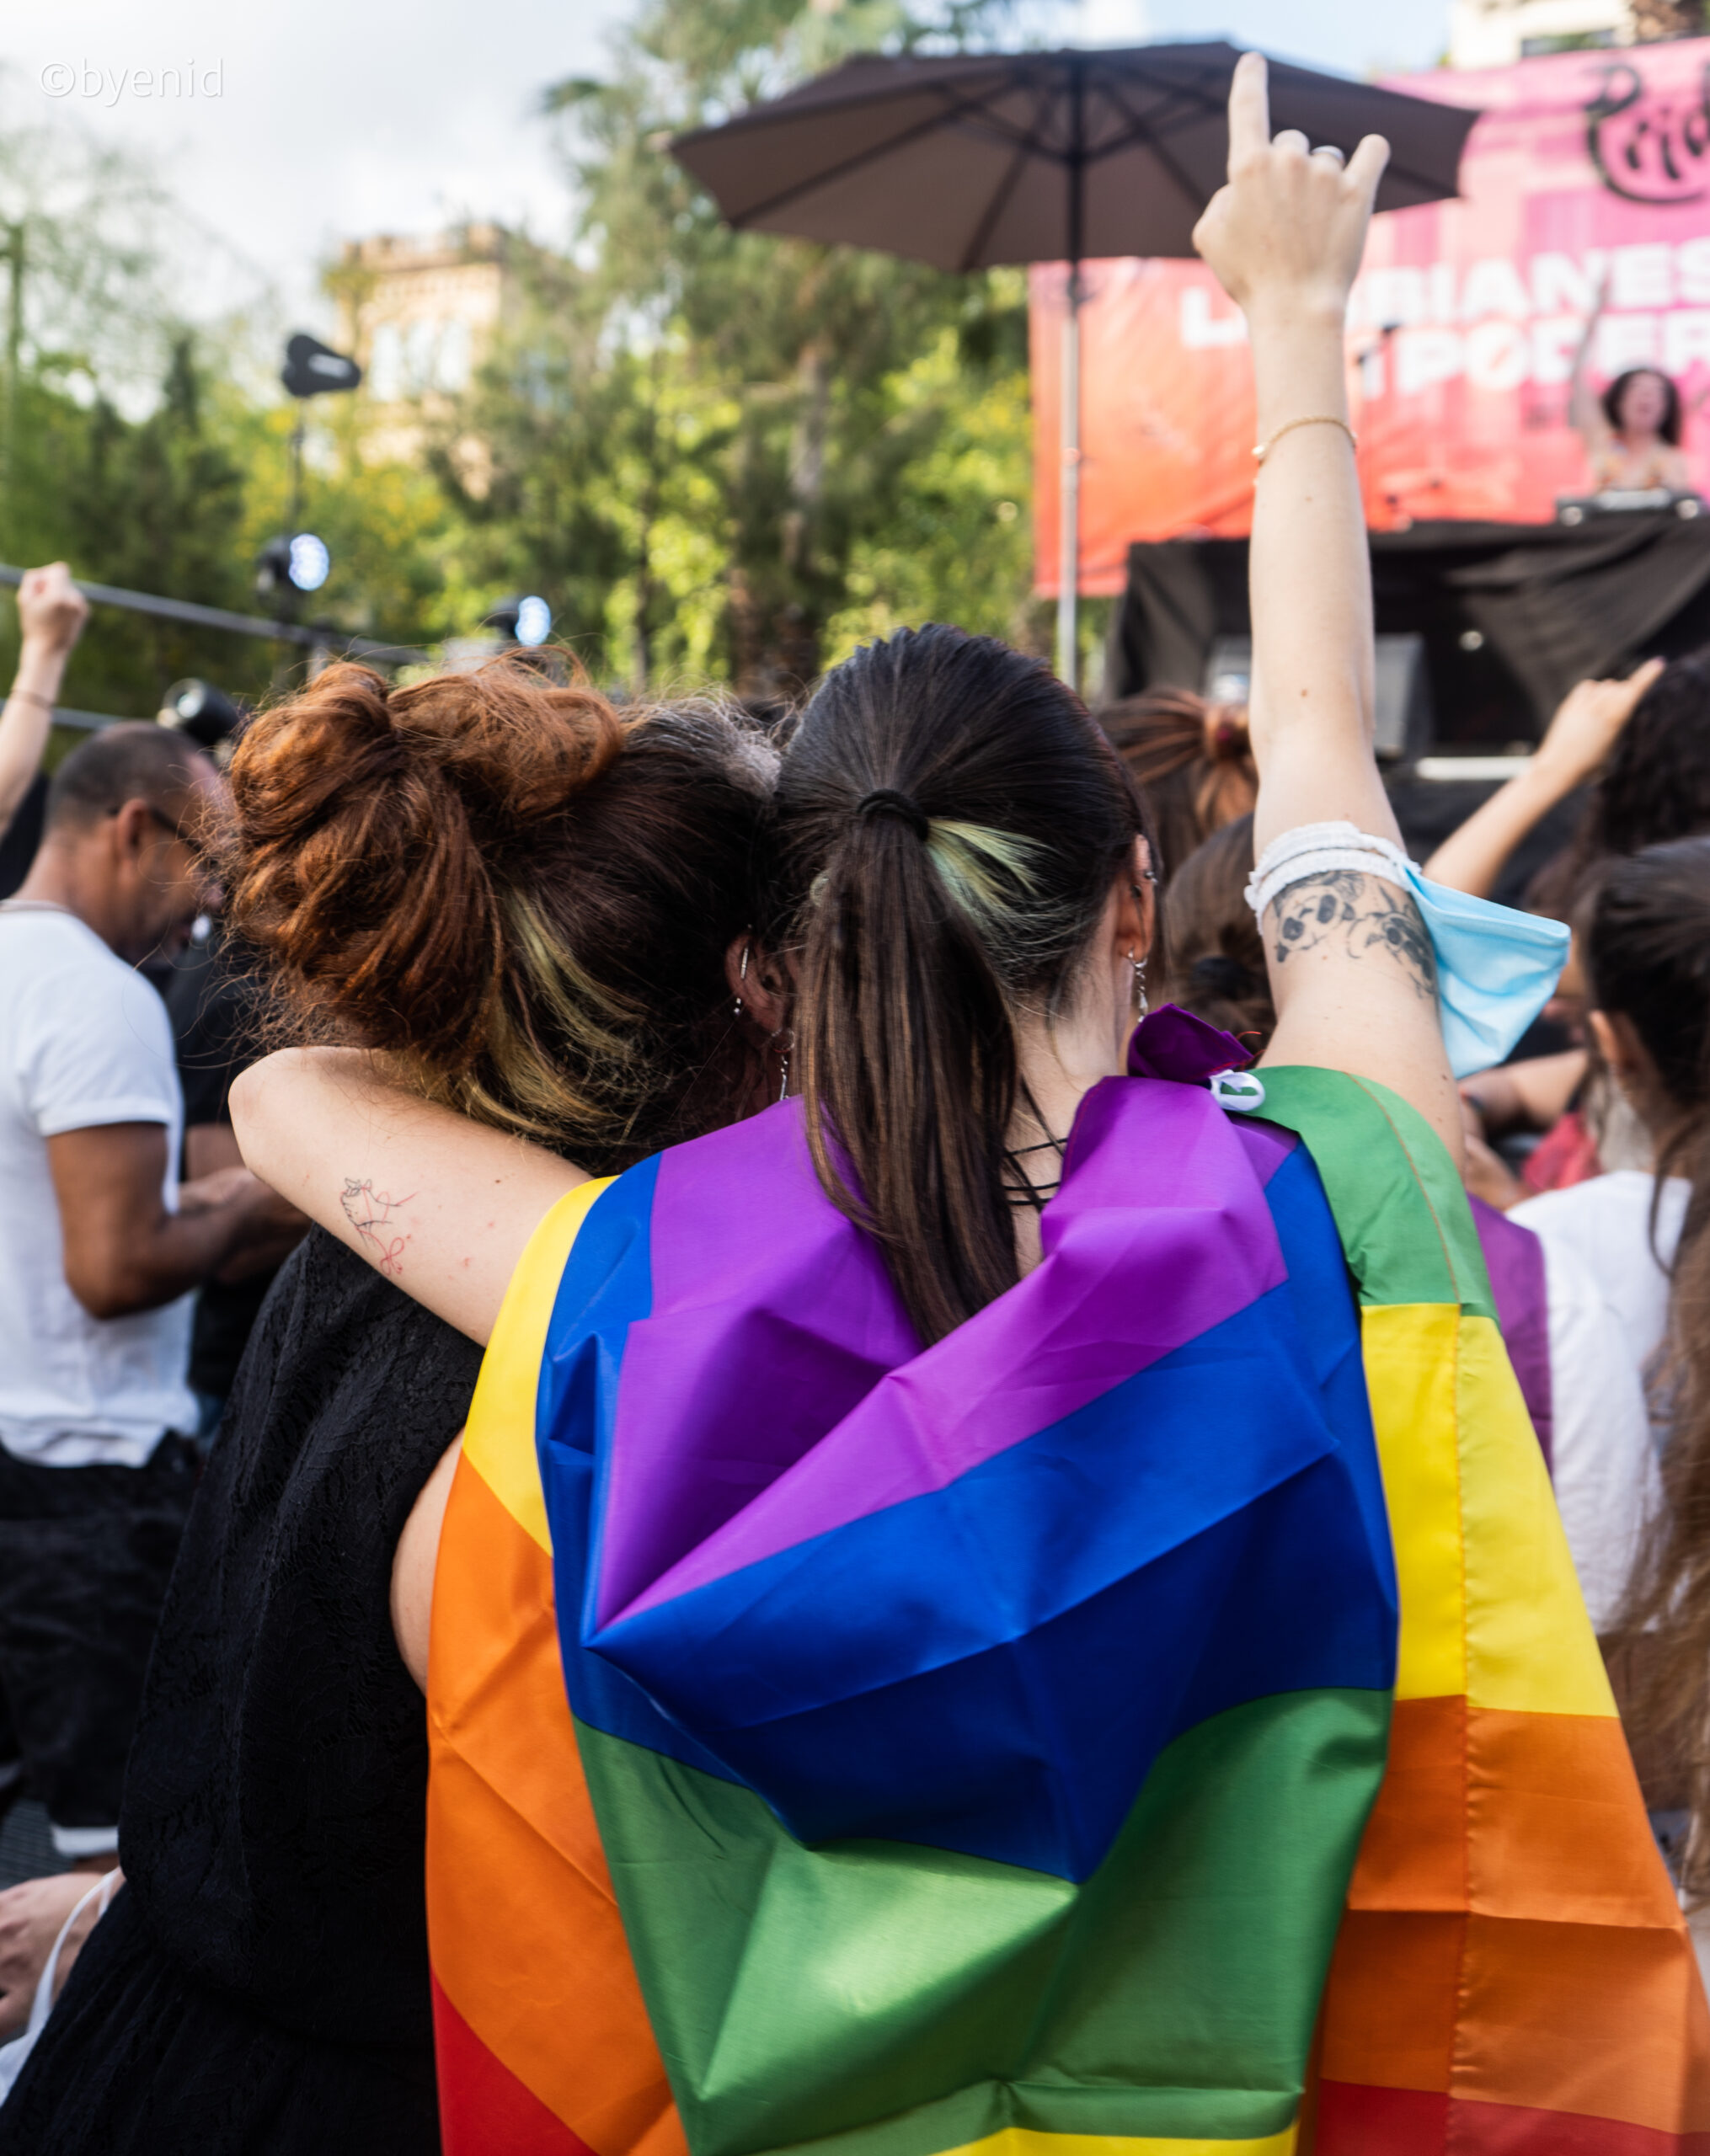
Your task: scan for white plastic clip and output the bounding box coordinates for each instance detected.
[1209,1069,1266,1113]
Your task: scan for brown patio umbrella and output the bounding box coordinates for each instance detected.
[672,43,1476,686]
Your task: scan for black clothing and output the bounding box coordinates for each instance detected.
[0,1229,483,2154]
[2,1889,442,2153]
[164,934,279,1403]
[0,1436,197,1844]
[0,773,45,902]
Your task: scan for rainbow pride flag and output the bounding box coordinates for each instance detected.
[426,1033,1710,2156]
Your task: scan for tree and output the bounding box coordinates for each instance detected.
[449,0,1039,698]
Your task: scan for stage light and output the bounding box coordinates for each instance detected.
[255,536,292,597]
[281,333,362,399]
[480,594,551,646]
[288,532,331,592]
[158,678,245,750]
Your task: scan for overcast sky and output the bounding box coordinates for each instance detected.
[1,0,1453,338]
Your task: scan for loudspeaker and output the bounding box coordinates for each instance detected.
[1203,632,1431,762]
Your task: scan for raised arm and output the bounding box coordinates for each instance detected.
[230,1047,586,1344]
[1192,54,1458,1156]
[0,565,88,838]
[1423,659,1662,898]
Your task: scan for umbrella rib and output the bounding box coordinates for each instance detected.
[1088,88,1211,223]
[957,80,1056,272]
[1099,76,1462,203]
[704,75,1052,230]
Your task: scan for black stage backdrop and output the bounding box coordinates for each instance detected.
[1104,511,1710,750]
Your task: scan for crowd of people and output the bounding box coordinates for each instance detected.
[0,53,1707,2155]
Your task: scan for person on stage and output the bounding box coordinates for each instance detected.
[225,55,1710,2156]
[1571,298,1693,494]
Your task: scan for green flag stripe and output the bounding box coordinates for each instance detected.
[1252,1067,1495,1321]
[577,1686,1388,2156]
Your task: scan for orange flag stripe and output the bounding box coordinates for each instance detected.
[428,1451,686,2156]
[1350,1697,1686,1929]
[1323,1694,1710,2132]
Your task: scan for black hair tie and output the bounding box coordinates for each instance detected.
[853,788,930,841]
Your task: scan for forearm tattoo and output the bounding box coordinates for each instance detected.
[340,1177,415,1275]
[1264,871,1437,1001]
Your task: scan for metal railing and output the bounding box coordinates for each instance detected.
[0,563,429,668]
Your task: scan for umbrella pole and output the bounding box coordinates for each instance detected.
[1055,263,1082,692]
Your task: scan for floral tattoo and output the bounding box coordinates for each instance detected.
[1266,871,1436,1001]
[340,1177,416,1276]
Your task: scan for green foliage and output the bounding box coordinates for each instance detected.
[481,0,1039,696]
[0,344,259,716]
[0,0,1045,716]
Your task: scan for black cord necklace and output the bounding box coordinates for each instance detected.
[1001,1131,1068,1211]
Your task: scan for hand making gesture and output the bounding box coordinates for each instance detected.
[1191,56,1460,1160]
[1193,51,1388,330]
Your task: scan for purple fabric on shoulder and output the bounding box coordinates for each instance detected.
[1470,1194,1553,1470]
[596,1076,1290,1628]
[1125,1005,1293,1188]
[1125,1002,1252,1084]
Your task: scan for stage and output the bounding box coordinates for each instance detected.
[1104,508,1710,752]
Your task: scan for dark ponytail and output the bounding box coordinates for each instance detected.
[767,624,1144,1345]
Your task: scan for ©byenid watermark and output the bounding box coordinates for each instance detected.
[40,61,223,106]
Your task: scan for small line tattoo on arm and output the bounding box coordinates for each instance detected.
[341,1177,417,1276]
[1265,871,1437,1001]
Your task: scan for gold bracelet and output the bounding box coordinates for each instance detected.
[1253,415,1357,465]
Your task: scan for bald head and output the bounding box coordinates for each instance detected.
[46,723,209,835]
[26,722,221,964]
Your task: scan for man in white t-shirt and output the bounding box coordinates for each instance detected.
[0,722,293,1865]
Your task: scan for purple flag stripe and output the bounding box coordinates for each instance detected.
[596,1076,1290,1629]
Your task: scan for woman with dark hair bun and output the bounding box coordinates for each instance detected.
[1097,686,1255,887]
[0,660,778,2155]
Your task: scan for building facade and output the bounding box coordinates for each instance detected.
[1449,0,1709,66]
[332,224,519,471]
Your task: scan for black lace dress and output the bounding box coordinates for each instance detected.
[0,1229,483,2155]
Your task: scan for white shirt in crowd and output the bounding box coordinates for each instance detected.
[1510,1171,1687,1633]
[0,905,195,1465]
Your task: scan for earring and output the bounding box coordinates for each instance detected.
[1130,948,1149,1019]
[772,1025,793,1103]
[735,942,751,1017]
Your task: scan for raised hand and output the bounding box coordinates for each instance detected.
[16,562,89,659]
[1191,51,1389,328]
[1533,659,1664,791]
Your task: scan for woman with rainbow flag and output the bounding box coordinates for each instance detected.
[232,53,1710,2156]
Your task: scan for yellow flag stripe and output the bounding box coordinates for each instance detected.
[1456,1311,1616,1717]
[932,2127,1295,2156]
[460,1178,613,1553]
[1362,1305,1615,1719]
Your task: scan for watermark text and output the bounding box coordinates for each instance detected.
[40,61,223,106]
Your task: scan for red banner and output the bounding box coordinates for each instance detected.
[1032,36,1710,594]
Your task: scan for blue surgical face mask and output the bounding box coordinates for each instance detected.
[1401,866,1570,1080]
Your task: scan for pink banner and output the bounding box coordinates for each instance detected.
[1033,36,1710,594]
